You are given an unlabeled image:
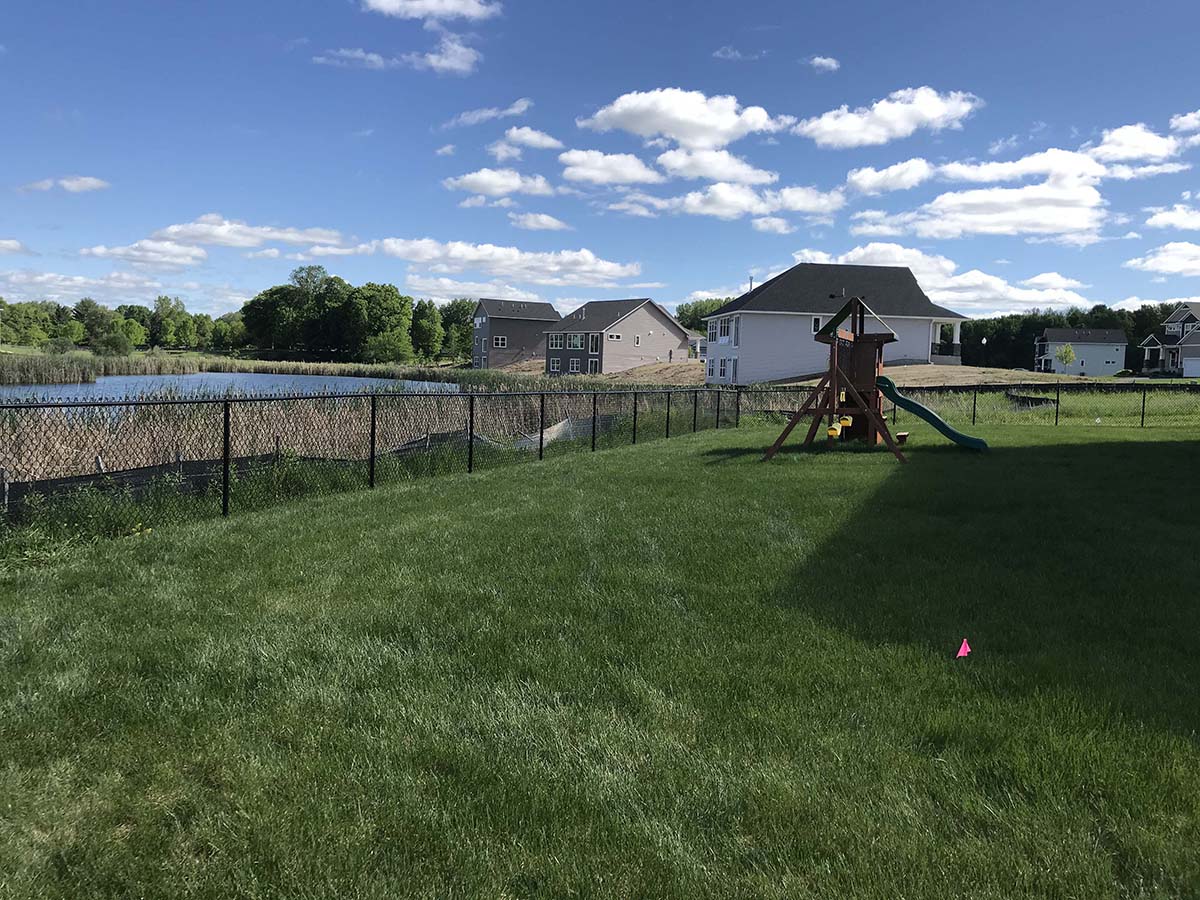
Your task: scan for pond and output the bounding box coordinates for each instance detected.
[0,372,460,403]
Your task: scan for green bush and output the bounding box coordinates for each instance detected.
[93,330,134,357]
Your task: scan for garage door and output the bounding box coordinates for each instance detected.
[1185,358,1200,378]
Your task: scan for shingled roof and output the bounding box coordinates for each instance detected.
[547,299,658,333]
[476,299,561,321]
[704,263,966,320]
[1041,328,1128,344]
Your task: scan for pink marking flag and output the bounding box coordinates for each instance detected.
[956,639,971,658]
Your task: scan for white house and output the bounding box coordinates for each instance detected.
[702,262,968,386]
[1034,328,1128,376]
[1139,302,1200,377]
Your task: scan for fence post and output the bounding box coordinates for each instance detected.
[972,388,978,426]
[538,392,545,460]
[1055,385,1061,426]
[591,391,598,452]
[467,394,475,473]
[221,399,231,517]
[1,467,7,517]
[692,390,699,433]
[368,394,377,488]
[632,392,638,445]
[735,388,742,427]
[715,390,722,429]
[1140,386,1147,428]
[666,391,672,438]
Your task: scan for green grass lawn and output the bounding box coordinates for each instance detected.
[1,423,1198,898]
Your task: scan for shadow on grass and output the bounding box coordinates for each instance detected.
[754,434,1200,739]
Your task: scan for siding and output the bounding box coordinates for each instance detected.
[473,315,551,368]
[1039,341,1127,376]
[602,304,689,372]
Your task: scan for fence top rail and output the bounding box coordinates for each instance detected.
[0,386,744,411]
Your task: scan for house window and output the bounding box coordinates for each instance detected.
[812,316,821,334]
[719,358,727,379]
[608,333,621,341]
[634,335,641,347]
[473,316,484,329]
[548,333,564,350]
[731,358,738,384]
[589,333,600,354]
[473,357,480,368]
[493,335,507,349]
[707,320,718,343]
[588,358,599,374]
[549,357,561,372]
[1078,358,1084,367]
[719,318,730,339]
[707,358,715,378]
[569,358,581,373]
[733,316,739,347]
[567,333,584,350]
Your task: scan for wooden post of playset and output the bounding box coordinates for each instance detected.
[762,294,907,463]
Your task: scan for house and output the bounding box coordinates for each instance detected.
[1034,328,1128,376]
[544,299,690,376]
[1139,302,1200,377]
[687,330,706,360]
[471,299,562,369]
[702,263,968,386]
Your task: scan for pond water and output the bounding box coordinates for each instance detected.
[0,372,460,403]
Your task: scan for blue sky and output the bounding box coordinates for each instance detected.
[3,0,1200,318]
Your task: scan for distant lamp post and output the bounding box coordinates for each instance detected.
[981,336,988,368]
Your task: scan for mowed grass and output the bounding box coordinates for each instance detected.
[1,423,1198,898]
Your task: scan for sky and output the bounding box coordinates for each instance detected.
[3,0,1200,320]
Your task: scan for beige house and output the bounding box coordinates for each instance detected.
[544,299,690,376]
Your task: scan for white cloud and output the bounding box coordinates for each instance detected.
[508,211,571,231]
[504,126,563,149]
[435,143,456,156]
[793,86,981,149]
[793,242,1091,314]
[361,0,500,21]
[766,185,846,214]
[19,175,111,193]
[442,97,532,129]
[713,46,764,61]
[578,88,795,150]
[312,48,401,70]
[81,239,208,270]
[611,182,844,222]
[154,214,342,248]
[405,274,541,302]
[675,182,773,219]
[401,31,480,75]
[752,216,795,234]
[1105,162,1191,180]
[1112,294,1200,312]
[443,167,554,196]
[245,248,281,259]
[988,134,1021,156]
[605,198,659,218]
[1020,272,1089,289]
[305,237,640,286]
[1146,204,1200,230]
[0,239,29,254]
[559,149,664,185]
[1125,242,1200,277]
[656,148,777,185]
[0,269,163,305]
[846,158,934,194]
[939,148,1107,183]
[1085,123,1180,162]
[1170,109,1200,133]
[487,141,522,162]
[807,56,840,73]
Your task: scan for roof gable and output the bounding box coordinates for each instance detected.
[703,262,966,321]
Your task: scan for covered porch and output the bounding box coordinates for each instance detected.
[1140,337,1179,374]
[929,319,963,366]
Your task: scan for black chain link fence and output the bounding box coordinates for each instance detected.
[3,382,1197,540]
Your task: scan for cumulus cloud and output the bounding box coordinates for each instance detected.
[504,126,563,149]
[486,141,522,162]
[1085,123,1181,162]
[401,30,481,75]
[443,167,554,196]
[807,56,840,72]
[508,211,570,231]
[559,149,664,185]
[361,0,501,21]
[1145,203,1200,230]
[1020,272,1089,289]
[442,97,532,129]
[435,143,456,155]
[80,239,208,269]
[245,248,281,259]
[655,148,777,185]
[153,214,342,248]
[0,239,30,254]
[612,182,843,222]
[1170,109,1200,133]
[578,88,795,150]
[1125,242,1200,277]
[939,148,1107,183]
[1112,294,1200,312]
[846,158,934,194]
[312,47,402,69]
[19,175,111,193]
[793,86,981,148]
[0,268,163,305]
[751,216,795,234]
[405,274,541,302]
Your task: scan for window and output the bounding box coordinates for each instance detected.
[548,333,564,350]
[812,316,822,334]
[634,335,641,347]
[473,357,480,368]
[1078,358,1085,367]
[731,358,738,384]
[733,316,739,347]
[589,333,600,354]
[719,358,727,379]
[549,357,561,373]
[608,333,622,341]
[569,358,581,373]
[707,319,718,343]
[588,358,599,374]
[473,316,485,329]
[492,335,507,349]
[567,333,584,350]
[719,318,730,339]
[707,358,715,378]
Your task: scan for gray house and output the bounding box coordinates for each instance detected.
[1139,302,1200,377]
[544,299,690,376]
[472,299,562,369]
[1034,328,1128,376]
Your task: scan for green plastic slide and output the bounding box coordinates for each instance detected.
[876,376,988,451]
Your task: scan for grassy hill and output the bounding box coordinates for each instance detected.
[1,423,1197,897]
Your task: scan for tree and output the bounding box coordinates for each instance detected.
[411,300,445,360]
[151,296,189,347]
[191,314,214,351]
[290,265,330,301]
[93,329,133,357]
[173,314,197,349]
[73,297,115,345]
[116,304,153,329]
[121,316,148,347]
[439,298,475,359]
[1055,343,1076,368]
[674,298,729,332]
[362,328,415,363]
[52,317,85,345]
[242,285,302,350]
